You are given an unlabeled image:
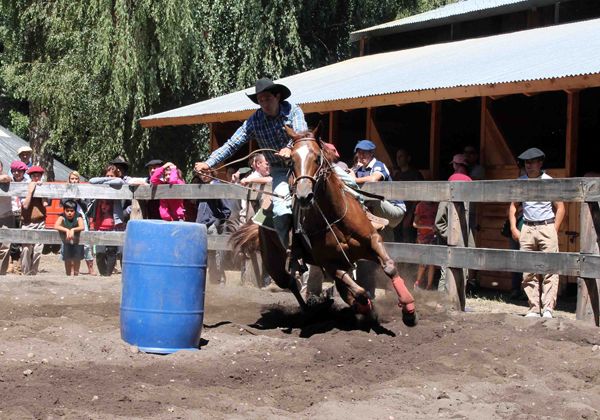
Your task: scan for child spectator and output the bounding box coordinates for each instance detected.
[413,201,438,290]
[66,171,96,275]
[90,165,127,276]
[20,165,48,275]
[54,199,84,276]
[149,161,185,221]
[93,199,120,276]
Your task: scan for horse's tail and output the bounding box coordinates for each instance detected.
[229,221,260,257]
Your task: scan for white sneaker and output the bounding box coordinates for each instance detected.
[525,312,541,318]
[542,310,553,319]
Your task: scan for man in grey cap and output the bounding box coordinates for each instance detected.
[508,147,565,318]
[353,139,406,241]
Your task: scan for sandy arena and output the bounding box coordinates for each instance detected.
[1,255,600,419]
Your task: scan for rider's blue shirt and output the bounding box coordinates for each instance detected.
[205,101,307,168]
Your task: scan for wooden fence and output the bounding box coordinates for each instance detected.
[1,178,599,326]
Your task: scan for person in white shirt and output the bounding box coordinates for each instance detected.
[508,148,565,319]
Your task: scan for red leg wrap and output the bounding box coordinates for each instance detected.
[392,276,416,314]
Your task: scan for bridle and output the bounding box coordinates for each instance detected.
[290,137,329,193]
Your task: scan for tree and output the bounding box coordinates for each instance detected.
[0,0,453,178]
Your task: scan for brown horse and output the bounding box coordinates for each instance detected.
[231,128,417,326]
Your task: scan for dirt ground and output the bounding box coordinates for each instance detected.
[1,255,600,419]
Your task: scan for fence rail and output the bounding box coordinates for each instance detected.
[2,177,600,202]
[1,178,599,326]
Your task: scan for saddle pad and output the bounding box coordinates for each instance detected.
[251,208,277,232]
[366,211,389,231]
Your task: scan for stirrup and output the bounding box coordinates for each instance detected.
[365,211,389,231]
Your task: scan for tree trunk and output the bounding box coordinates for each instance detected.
[28,105,55,181]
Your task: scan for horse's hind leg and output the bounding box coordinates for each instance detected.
[368,233,417,326]
[329,268,372,315]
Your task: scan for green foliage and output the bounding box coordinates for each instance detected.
[0,0,453,178]
[8,109,29,139]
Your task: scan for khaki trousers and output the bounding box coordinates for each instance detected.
[0,215,14,275]
[520,223,559,313]
[20,221,45,276]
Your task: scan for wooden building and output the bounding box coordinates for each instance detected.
[141,0,600,291]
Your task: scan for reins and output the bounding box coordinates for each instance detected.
[195,148,290,199]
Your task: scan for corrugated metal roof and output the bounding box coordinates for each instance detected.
[141,17,600,127]
[0,125,79,181]
[349,0,564,42]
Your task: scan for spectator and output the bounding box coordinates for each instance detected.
[353,139,406,242]
[413,201,438,290]
[20,165,48,275]
[393,148,424,243]
[110,156,147,185]
[9,160,28,272]
[142,159,163,220]
[435,154,473,292]
[17,146,33,181]
[90,165,127,276]
[238,153,272,224]
[195,171,232,285]
[54,199,85,276]
[508,147,565,319]
[463,145,485,180]
[0,162,14,275]
[65,171,96,275]
[17,146,33,168]
[149,161,186,221]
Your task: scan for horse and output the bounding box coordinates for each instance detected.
[230,127,417,326]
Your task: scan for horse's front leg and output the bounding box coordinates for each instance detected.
[368,233,417,326]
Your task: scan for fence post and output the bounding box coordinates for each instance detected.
[576,201,600,326]
[446,200,469,311]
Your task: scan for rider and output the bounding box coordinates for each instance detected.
[194,77,308,256]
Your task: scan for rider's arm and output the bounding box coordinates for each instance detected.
[286,104,308,149]
[205,120,252,168]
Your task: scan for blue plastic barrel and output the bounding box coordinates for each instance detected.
[120,220,207,354]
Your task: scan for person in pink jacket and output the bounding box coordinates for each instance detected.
[150,161,185,221]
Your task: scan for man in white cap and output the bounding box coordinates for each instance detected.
[194,77,307,250]
[508,147,565,319]
[17,146,33,168]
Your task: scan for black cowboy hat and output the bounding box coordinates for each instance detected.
[110,156,129,171]
[246,78,291,104]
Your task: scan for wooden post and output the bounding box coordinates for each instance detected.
[577,201,600,326]
[446,201,469,310]
[565,91,580,176]
[429,102,441,180]
[329,112,338,145]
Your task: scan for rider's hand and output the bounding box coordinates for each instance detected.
[194,162,210,173]
[275,146,292,159]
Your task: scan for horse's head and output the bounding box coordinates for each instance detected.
[286,126,323,208]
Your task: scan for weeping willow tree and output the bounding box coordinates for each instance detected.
[0,0,452,178]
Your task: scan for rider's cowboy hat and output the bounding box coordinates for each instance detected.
[246,78,291,104]
[518,147,545,161]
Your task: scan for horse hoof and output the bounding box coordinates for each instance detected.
[353,298,373,316]
[402,311,418,327]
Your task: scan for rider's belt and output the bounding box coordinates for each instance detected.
[523,218,555,226]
